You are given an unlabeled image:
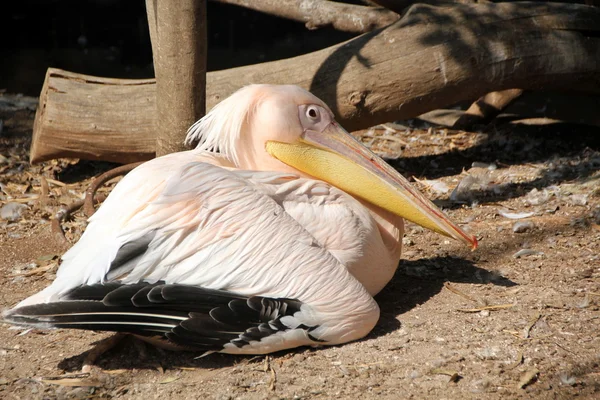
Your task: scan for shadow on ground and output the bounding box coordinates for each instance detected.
[391,121,600,210]
[57,335,254,372]
[394,122,600,180]
[373,256,516,337]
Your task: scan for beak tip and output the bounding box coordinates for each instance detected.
[469,235,478,251]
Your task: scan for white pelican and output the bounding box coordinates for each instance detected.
[4,85,476,355]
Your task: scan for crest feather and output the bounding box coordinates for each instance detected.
[185,85,266,166]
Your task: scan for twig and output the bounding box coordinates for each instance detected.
[212,0,399,33]
[52,195,106,243]
[378,135,408,145]
[430,368,461,383]
[456,304,514,313]
[502,329,522,339]
[522,313,542,339]
[551,340,576,355]
[517,368,539,389]
[453,89,524,130]
[45,178,66,187]
[51,199,85,243]
[444,282,478,303]
[53,160,142,243]
[266,356,276,391]
[39,176,49,207]
[507,351,523,370]
[11,263,57,277]
[83,162,144,217]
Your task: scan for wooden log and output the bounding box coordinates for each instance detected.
[212,0,399,33]
[30,2,600,164]
[31,71,157,164]
[153,0,207,156]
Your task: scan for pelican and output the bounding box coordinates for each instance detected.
[4,85,476,355]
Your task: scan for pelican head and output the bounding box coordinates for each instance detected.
[186,84,477,248]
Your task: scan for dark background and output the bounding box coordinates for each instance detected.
[0,0,356,96]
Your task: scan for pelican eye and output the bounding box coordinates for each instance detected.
[306,106,319,120]
[298,104,326,132]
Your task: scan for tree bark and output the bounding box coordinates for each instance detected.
[212,0,399,33]
[145,0,158,58]
[30,2,600,164]
[30,71,157,164]
[153,0,207,156]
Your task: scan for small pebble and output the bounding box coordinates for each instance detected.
[408,370,420,379]
[471,162,497,170]
[513,249,544,258]
[524,188,551,206]
[1,202,27,222]
[470,378,491,393]
[513,221,535,233]
[500,209,535,220]
[568,194,588,206]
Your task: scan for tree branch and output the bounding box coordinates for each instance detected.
[212,0,399,33]
[83,162,145,217]
[453,89,524,130]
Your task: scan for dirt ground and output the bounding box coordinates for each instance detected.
[0,92,599,399]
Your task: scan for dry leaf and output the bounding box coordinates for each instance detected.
[45,178,66,187]
[431,368,461,383]
[12,263,57,277]
[517,368,539,389]
[159,376,180,384]
[522,313,542,339]
[37,254,59,262]
[103,369,128,375]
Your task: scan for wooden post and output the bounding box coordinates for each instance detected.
[148,0,207,156]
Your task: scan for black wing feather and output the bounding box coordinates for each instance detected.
[103,282,156,306]
[4,282,318,352]
[131,285,161,307]
[105,231,157,281]
[63,282,125,301]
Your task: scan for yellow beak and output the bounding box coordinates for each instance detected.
[265,122,477,249]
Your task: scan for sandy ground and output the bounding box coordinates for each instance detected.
[0,94,599,399]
